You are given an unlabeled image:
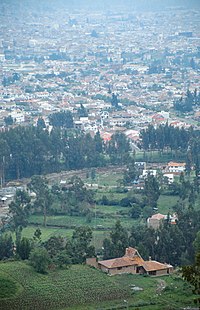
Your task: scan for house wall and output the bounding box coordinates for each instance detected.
[100,265,137,275]
[154,269,169,276]
[149,268,173,276]
[168,166,185,173]
[109,265,137,275]
[163,173,174,184]
[169,267,173,274]
[86,258,99,269]
[139,267,173,276]
[147,218,163,230]
[100,265,109,273]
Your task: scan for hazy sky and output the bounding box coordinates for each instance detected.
[1,0,200,11]
[47,0,200,10]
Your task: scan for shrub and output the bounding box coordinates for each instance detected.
[29,247,51,273]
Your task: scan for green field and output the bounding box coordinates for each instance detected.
[85,170,124,187]
[95,190,128,201]
[27,214,139,251]
[28,214,138,229]
[157,195,178,214]
[25,190,179,252]
[22,226,74,240]
[95,204,130,214]
[21,226,110,250]
[0,261,196,310]
[135,150,186,163]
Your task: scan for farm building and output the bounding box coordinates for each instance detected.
[86,247,173,276]
[147,213,166,229]
[147,213,178,229]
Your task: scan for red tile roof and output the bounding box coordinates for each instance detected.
[98,257,142,269]
[167,161,186,167]
[151,213,166,220]
[98,247,173,272]
[142,261,172,272]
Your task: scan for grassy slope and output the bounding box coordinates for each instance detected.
[135,150,186,163]
[28,193,178,231]
[0,261,195,310]
[26,190,178,251]
[85,171,123,187]
[157,195,178,214]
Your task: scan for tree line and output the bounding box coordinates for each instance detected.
[0,225,94,274]
[0,124,131,182]
[140,123,200,175]
[173,89,200,113]
[103,205,200,267]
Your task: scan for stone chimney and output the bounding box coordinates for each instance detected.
[124,247,137,258]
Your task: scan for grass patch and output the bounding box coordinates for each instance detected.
[22,226,110,251]
[86,171,123,187]
[0,276,19,299]
[28,214,138,229]
[135,150,186,163]
[157,195,178,214]
[95,204,130,215]
[95,190,127,202]
[22,226,74,241]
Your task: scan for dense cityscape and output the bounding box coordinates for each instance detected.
[0,4,200,132]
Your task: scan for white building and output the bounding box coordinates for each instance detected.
[167,162,186,173]
[163,173,174,184]
[11,111,25,124]
[142,169,157,178]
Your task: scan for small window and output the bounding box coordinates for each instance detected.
[149,270,156,276]
[117,267,122,270]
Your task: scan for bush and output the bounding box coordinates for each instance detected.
[29,247,51,274]
[16,237,32,260]
[0,277,18,298]
[120,197,132,207]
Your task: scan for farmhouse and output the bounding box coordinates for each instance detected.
[98,248,144,276]
[147,213,178,229]
[147,213,166,230]
[87,247,173,276]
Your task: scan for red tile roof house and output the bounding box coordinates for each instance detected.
[147,213,178,229]
[147,213,166,230]
[86,247,173,276]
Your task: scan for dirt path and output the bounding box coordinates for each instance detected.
[42,165,125,185]
[5,165,125,187]
[156,279,167,294]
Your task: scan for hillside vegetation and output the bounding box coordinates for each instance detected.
[0,261,196,310]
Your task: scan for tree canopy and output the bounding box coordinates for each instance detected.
[49,111,74,128]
